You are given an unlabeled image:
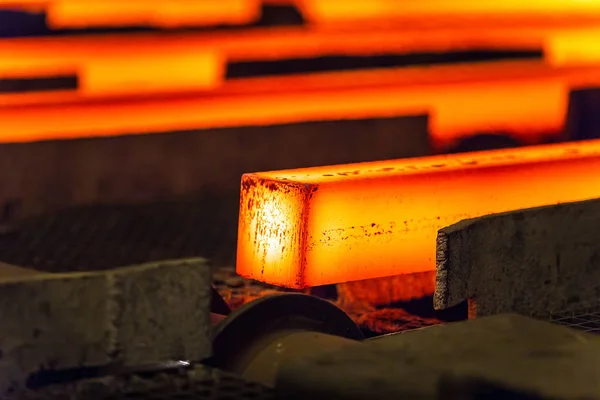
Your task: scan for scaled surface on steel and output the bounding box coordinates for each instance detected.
[236,139,600,288]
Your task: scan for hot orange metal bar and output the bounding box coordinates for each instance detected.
[3,25,600,102]
[0,0,46,5]
[5,0,600,28]
[3,24,600,82]
[0,38,223,95]
[79,51,222,96]
[544,27,600,66]
[0,0,47,9]
[301,0,600,26]
[46,0,260,28]
[0,61,598,147]
[236,139,600,288]
[0,26,537,78]
[0,0,260,28]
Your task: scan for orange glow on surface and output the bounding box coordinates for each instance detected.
[213,265,443,335]
[2,61,600,146]
[236,140,600,288]
[336,271,436,309]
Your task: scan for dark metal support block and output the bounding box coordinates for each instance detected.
[0,258,211,397]
[434,197,600,318]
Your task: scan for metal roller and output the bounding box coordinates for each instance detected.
[211,293,364,387]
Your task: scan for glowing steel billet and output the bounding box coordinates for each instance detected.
[0,37,223,96]
[236,140,600,288]
[0,27,534,79]
[47,0,259,28]
[0,0,46,4]
[0,24,598,100]
[0,0,46,8]
[301,0,600,25]
[3,24,600,83]
[0,61,599,146]
[544,28,600,66]
[80,51,221,96]
[0,0,259,28]
[5,0,600,28]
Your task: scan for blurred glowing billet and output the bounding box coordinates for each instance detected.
[544,27,600,66]
[5,0,600,28]
[301,0,600,25]
[0,0,45,6]
[0,39,223,96]
[0,0,45,11]
[3,24,600,81]
[0,26,538,79]
[1,60,600,146]
[0,0,260,28]
[236,139,600,288]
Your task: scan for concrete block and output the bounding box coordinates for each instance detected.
[434,197,600,317]
[276,314,600,400]
[0,258,211,397]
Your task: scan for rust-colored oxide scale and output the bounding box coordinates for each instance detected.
[237,175,316,288]
[236,139,600,289]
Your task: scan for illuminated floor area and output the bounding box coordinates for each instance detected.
[213,266,464,337]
